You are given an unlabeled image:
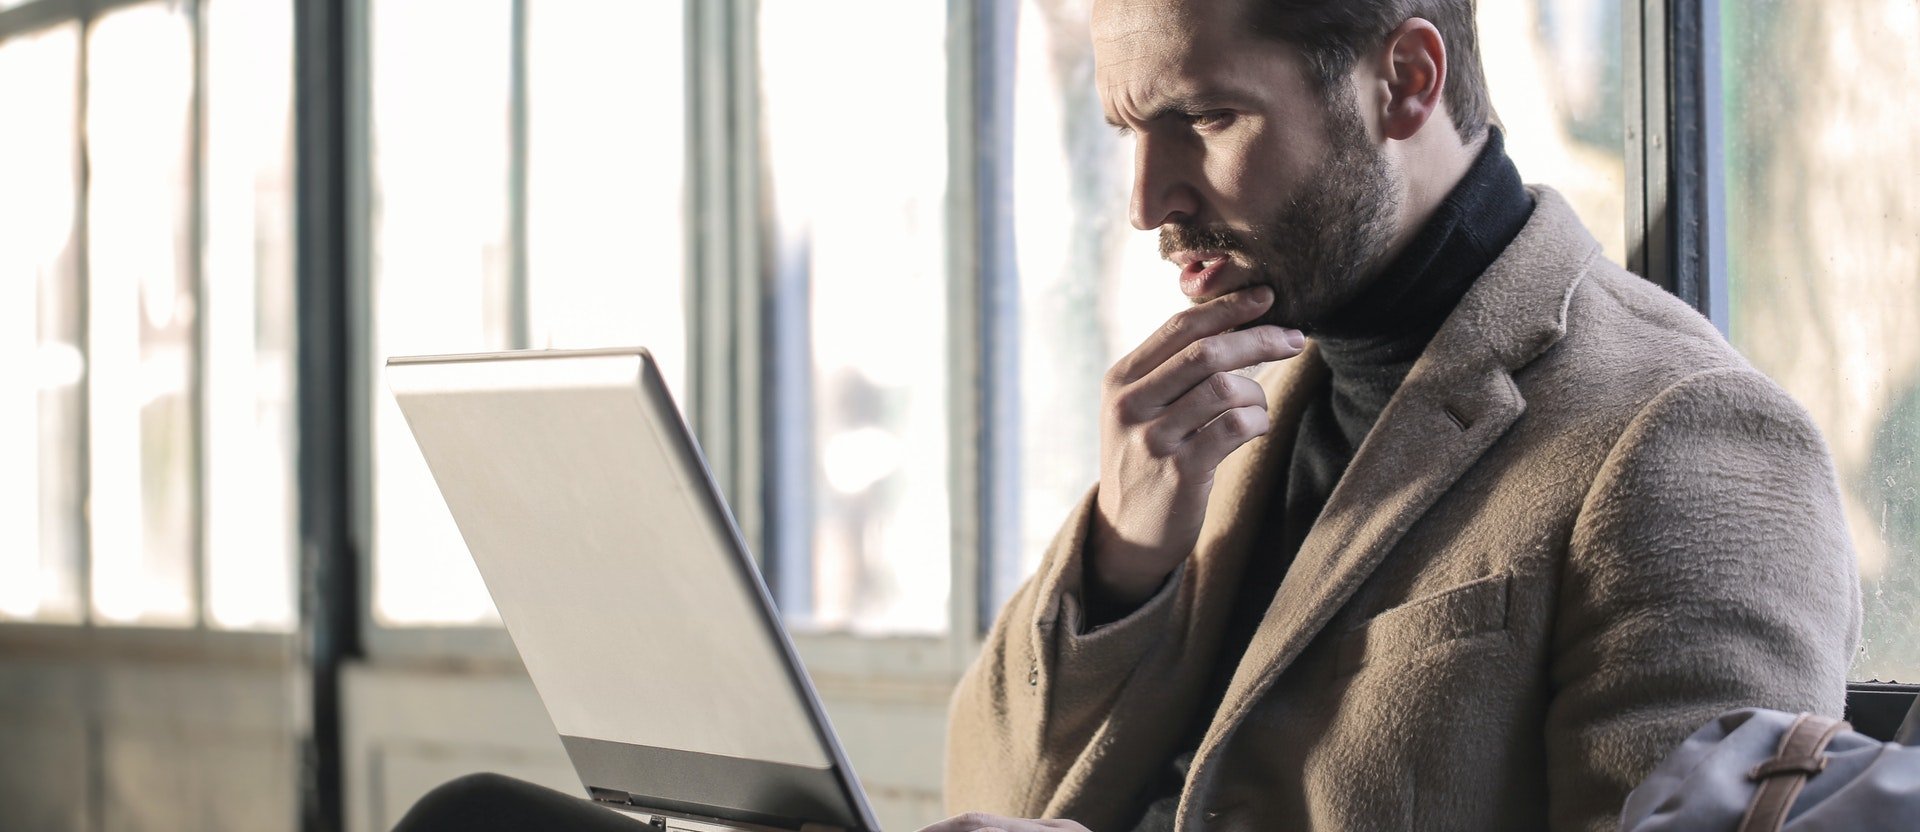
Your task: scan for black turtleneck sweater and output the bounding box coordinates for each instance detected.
[1124,129,1534,832]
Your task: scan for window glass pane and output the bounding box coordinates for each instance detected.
[524,0,686,397]
[761,0,951,633]
[1480,0,1628,265]
[368,0,513,627]
[0,24,85,624]
[1723,0,1920,682]
[993,0,1630,613]
[1001,0,1185,607]
[203,0,298,631]
[86,4,198,627]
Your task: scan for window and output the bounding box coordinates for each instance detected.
[759,0,954,635]
[1722,0,1920,683]
[365,0,689,629]
[202,0,299,630]
[0,0,297,631]
[0,22,84,624]
[85,2,199,625]
[365,0,516,628]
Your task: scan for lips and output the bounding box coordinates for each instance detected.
[1174,251,1235,299]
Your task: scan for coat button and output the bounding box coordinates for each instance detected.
[1027,664,1039,686]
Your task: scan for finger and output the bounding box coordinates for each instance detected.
[1107,287,1273,386]
[918,813,1021,832]
[1177,404,1271,477]
[1126,325,1302,414]
[1141,370,1267,451]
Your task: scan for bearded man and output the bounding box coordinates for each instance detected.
[931,1,1859,831]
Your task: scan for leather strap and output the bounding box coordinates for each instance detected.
[1738,713,1850,832]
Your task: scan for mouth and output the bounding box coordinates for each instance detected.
[1174,251,1235,299]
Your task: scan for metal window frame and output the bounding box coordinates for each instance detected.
[294,0,361,828]
[0,0,147,38]
[1627,0,1729,332]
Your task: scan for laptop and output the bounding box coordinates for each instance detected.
[387,347,882,832]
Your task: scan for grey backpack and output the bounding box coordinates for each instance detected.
[1619,703,1920,831]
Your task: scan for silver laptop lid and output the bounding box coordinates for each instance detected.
[387,347,877,832]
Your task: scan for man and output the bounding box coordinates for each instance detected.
[933,1,1859,831]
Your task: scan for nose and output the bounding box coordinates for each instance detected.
[1129,132,1200,231]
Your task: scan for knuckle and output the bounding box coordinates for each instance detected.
[1159,311,1196,343]
[1171,451,1212,481]
[1184,337,1222,367]
[1206,371,1236,400]
[1254,325,1285,354]
[1137,431,1176,460]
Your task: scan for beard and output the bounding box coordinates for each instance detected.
[1159,92,1400,332]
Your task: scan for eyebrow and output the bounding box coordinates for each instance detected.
[1103,94,1240,133]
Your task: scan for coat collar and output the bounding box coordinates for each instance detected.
[1179,186,1602,804]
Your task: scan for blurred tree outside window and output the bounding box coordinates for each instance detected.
[1723,0,1920,683]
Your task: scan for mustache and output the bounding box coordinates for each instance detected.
[1159,224,1254,260]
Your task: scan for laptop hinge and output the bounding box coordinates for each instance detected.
[586,787,847,832]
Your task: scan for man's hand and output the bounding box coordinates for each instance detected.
[1089,286,1305,607]
[918,813,1091,832]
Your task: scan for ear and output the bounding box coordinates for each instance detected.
[1376,18,1447,141]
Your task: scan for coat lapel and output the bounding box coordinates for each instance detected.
[1184,188,1603,784]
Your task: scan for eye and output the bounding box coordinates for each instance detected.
[1187,110,1235,131]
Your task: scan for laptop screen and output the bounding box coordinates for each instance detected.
[389,349,874,831]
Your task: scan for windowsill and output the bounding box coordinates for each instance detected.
[0,620,297,667]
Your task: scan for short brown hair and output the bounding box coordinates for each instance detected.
[1244,0,1491,143]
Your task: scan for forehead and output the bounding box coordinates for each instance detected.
[1090,0,1305,114]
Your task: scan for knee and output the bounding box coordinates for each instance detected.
[393,772,523,831]
[425,772,522,805]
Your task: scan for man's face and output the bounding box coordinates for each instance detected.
[1093,0,1401,331]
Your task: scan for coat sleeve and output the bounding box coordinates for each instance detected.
[1546,367,1862,832]
[943,487,1190,818]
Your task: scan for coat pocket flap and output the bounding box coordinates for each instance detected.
[1335,571,1511,675]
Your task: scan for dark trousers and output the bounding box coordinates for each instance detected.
[391,772,649,832]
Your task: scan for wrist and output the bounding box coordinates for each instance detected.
[1086,515,1173,610]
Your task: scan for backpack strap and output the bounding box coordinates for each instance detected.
[1738,713,1850,832]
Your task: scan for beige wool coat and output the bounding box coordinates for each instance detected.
[945,189,1861,832]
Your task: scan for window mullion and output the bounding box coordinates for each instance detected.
[944,0,982,659]
[969,0,1020,652]
[293,0,359,827]
[725,0,766,573]
[189,0,209,630]
[507,0,529,351]
[74,6,94,629]
[1628,0,1671,289]
[1665,0,1728,331]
